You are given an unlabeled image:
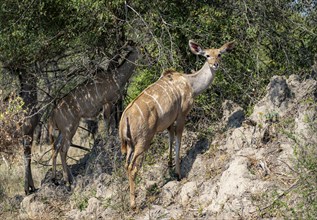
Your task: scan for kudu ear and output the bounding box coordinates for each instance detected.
[189,40,205,55]
[219,41,235,54]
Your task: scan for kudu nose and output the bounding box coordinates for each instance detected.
[213,63,219,69]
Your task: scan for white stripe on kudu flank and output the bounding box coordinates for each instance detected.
[156,83,172,103]
[144,91,164,115]
[112,74,121,92]
[160,78,178,100]
[134,102,145,120]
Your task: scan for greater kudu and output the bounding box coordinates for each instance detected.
[50,45,138,186]
[119,40,234,209]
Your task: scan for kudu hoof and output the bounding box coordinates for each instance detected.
[30,188,37,194]
[168,161,173,168]
[52,178,59,186]
[131,205,136,210]
[25,187,37,195]
[130,200,137,210]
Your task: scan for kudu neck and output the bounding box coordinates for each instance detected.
[184,61,216,97]
[115,49,138,87]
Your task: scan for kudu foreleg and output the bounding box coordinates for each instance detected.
[23,135,35,195]
[52,133,62,184]
[167,125,175,167]
[175,119,185,180]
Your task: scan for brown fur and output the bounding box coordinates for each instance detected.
[119,72,193,209]
[162,69,176,76]
[50,46,138,186]
[119,40,234,209]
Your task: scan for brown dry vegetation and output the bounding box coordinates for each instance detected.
[0,118,95,218]
[0,93,25,157]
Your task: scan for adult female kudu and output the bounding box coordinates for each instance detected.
[119,40,234,209]
[50,45,139,186]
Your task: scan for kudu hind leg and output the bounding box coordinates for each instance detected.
[127,146,145,209]
[167,125,175,167]
[125,145,133,171]
[60,138,73,186]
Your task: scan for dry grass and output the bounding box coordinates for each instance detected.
[0,158,26,218]
[0,134,92,218]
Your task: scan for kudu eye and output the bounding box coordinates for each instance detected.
[218,54,221,58]
[206,54,210,58]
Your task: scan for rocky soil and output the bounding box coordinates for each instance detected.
[15,74,317,219]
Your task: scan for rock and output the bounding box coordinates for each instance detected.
[66,198,102,220]
[161,181,179,205]
[268,76,291,108]
[197,181,218,206]
[9,195,23,210]
[96,182,116,200]
[286,75,317,145]
[86,197,101,213]
[204,152,270,216]
[179,181,197,206]
[251,76,291,122]
[136,205,183,220]
[222,100,245,129]
[215,157,250,199]
[224,126,253,152]
[295,99,317,144]
[20,194,46,219]
[136,205,167,220]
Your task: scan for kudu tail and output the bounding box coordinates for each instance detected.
[120,117,132,154]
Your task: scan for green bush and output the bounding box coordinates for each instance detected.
[126,68,160,104]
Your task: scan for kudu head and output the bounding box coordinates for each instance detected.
[189,40,235,70]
